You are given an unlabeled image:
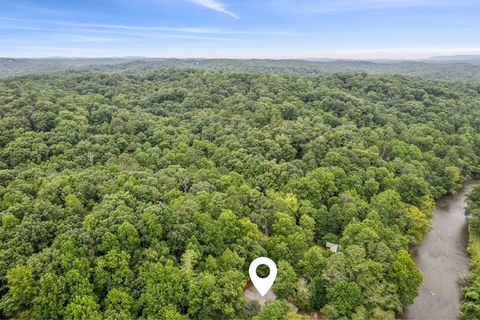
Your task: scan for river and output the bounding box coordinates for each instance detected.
[404,180,476,320]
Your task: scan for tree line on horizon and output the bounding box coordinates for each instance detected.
[3,58,480,81]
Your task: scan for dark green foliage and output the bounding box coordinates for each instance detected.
[324,281,363,318]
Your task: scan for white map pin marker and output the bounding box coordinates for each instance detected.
[249,257,277,296]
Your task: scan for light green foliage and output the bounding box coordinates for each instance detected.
[0,265,35,314]
[273,260,297,299]
[32,272,67,319]
[400,206,431,245]
[466,187,480,233]
[252,300,290,320]
[94,249,134,295]
[104,289,134,320]
[370,190,404,226]
[286,168,337,208]
[388,250,422,306]
[268,212,309,263]
[187,270,244,319]
[139,260,185,318]
[64,295,101,320]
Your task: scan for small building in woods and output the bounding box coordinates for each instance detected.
[325,241,340,253]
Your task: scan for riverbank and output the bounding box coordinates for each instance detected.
[404,180,477,319]
[459,184,480,319]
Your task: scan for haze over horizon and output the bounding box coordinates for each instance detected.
[1,0,480,59]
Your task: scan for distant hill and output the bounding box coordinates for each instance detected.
[90,59,480,81]
[0,58,137,78]
[2,57,480,81]
[426,55,480,65]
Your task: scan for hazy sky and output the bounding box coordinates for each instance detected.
[1,0,480,59]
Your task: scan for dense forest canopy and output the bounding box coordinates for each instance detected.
[0,69,480,319]
[3,58,480,81]
[0,58,134,79]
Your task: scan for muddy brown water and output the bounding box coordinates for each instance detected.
[404,180,477,320]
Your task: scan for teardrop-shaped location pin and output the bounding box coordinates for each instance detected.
[249,257,277,296]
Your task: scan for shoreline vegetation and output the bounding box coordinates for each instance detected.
[462,184,480,319]
[0,69,479,319]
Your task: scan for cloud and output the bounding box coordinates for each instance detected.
[0,18,244,45]
[0,18,298,36]
[187,0,239,19]
[0,25,44,31]
[74,23,298,36]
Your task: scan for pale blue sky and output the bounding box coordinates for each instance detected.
[1,0,480,59]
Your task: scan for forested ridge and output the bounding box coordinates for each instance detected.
[3,58,480,81]
[0,69,480,319]
[90,59,480,82]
